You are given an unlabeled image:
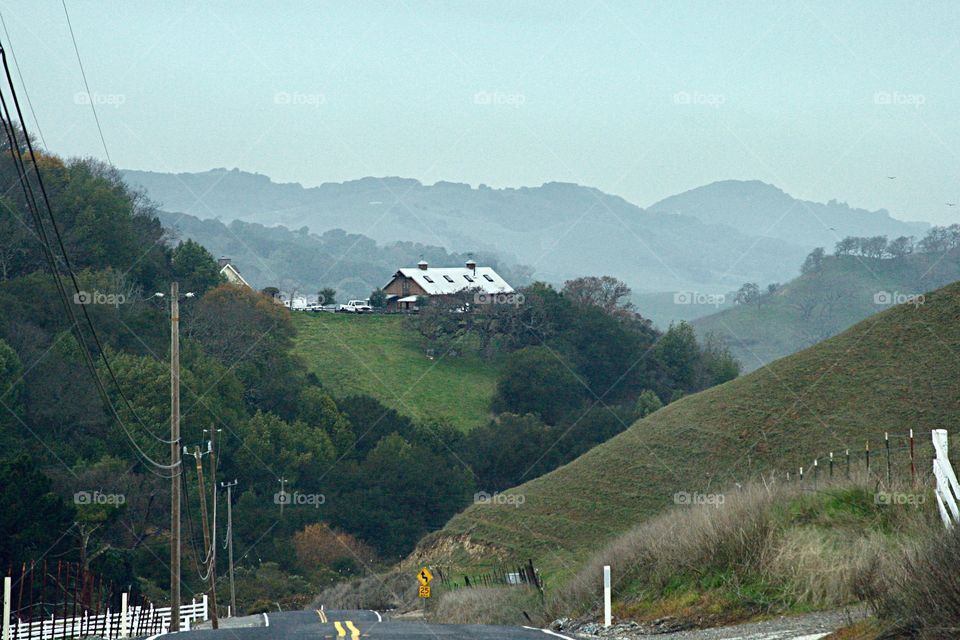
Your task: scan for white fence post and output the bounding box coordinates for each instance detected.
[2,577,10,640]
[603,565,612,628]
[120,593,129,639]
[933,429,960,528]
[201,595,209,621]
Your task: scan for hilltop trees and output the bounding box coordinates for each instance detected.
[801,247,826,274]
[735,282,761,305]
[832,228,960,259]
[562,275,636,318]
[887,235,915,258]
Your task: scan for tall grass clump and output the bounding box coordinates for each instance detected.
[874,522,960,639]
[312,570,418,611]
[550,479,931,625]
[429,586,546,626]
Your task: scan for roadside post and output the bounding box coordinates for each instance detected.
[3,576,11,640]
[603,565,611,628]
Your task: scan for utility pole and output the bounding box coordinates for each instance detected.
[169,281,181,632]
[208,428,220,626]
[193,445,219,629]
[220,480,238,617]
[278,478,287,517]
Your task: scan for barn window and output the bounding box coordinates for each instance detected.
[423,275,434,283]
[443,275,454,283]
[464,275,474,282]
[483,274,494,282]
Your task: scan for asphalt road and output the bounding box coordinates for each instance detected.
[165,609,574,640]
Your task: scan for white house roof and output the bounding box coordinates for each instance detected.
[220,263,250,288]
[391,266,514,296]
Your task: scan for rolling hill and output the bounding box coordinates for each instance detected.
[293,313,503,431]
[410,279,960,582]
[126,169,894,296]
[691,249,960,371]
[648,180,927,249]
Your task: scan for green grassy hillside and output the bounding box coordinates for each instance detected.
[413,280,960,583]
[692,250,960,371]
[293,313,502,430]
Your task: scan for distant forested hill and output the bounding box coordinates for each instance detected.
[157,209,531,299]
[125,169,816,294]
[693,240,960,371]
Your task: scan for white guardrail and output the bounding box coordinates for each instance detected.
[933,429,960,528]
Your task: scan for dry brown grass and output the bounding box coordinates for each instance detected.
[549,479,933,625]
[429,586,545,626]
[873,522,960,639]
[312,570,418,611]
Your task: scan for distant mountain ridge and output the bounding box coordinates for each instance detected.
[648,179,927,249]
[123,169,926,298]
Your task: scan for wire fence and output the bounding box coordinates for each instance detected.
[431,559,542,594]
[779,429,942,489]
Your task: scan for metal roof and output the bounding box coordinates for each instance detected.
[389,266,514,296]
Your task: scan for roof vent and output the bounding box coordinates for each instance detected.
[465,258,477,273]
[417,259,429,270]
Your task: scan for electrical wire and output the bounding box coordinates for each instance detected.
[0,12,45,149]
[60,0,111,165]
[181,455,213,581]
[0,40,178,474]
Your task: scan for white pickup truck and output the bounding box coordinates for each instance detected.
[337,300,373,313]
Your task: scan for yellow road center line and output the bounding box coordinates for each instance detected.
[316,609,328,623]
[346,621,360,639]
[334,621,346,637]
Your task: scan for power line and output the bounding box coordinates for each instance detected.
[60,0,111,165]
[0,40,177,474]
[0,38,174,447]
[0,12,46,149]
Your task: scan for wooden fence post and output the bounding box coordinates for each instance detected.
[885,432,891,485]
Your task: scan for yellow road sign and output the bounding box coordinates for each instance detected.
[418,584,431,598]
[417,567,433,585]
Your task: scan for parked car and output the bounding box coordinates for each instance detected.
[305,303,337,312]
[337,300,373,313]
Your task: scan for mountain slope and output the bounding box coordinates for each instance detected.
[648,180,928,248]
[412,280,960,581]
[692,250,960,371]
[125,169,811,293]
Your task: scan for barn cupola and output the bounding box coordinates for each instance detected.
[417,259,429,270]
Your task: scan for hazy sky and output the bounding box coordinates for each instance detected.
[5,1,959,224]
